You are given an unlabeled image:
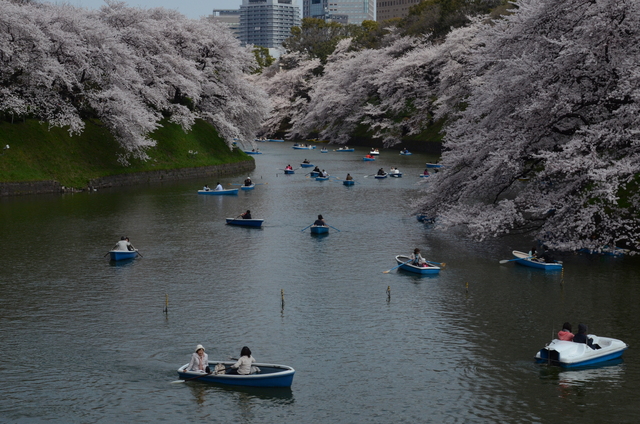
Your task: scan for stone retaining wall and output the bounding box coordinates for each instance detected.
[0,160,255,196]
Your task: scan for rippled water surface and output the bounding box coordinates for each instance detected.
[2,142,640,423]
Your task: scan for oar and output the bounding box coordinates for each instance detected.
[383,259,412,274]
[103,252,110,257]
[171,370,212,383]
[426,260,445,268]
[300,224,313,232]
[499,256,531,264]
[327,225,341,232]
[135,250,143,258]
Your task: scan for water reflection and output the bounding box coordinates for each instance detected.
[187,382,294,407]
[108,258,137,267]
[538,359,625,398]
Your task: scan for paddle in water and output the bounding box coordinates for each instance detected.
[499,256,531,264]
[383,259,412,274]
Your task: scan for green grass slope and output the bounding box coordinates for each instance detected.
[0,118,251,188]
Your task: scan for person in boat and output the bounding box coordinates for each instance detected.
[558,322,574,341]
[540,245,555,263]
[423,169,429,176]
[215,182,224,191]
[346,173,353,181]
[244,177,252,186]
[313,166,321,173]
[187,344,210,373]
[113,236,133,251]
[529,246,537,258]
[241,210,252,219]
[124,237,136,251]
[321,169,329,177]
[314,214,326,226]
[573,323,598,348]
[203,184,210,191]
[228,346,259,375]
[377,168,386,176]
[410,248,427,267]
[303,158,310,164]
[285,164,293,170]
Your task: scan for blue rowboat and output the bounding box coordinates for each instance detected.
[363,157,375,161]
[284,169,295,175]
[316,176,330,181]
[267,139,284,142]
[109,250,138,261]
[426,163,442,169]
[309,171,320,177]
[389,172,402,178]
[419,174,430,178]
[198,189,238,195]
[292,145,315,150]
[240,184,255,190]
[512,250,562,270]
[395,255,440,275]
[300,163,314,168]
[244,151,262,155]
[400,151,412,155]
[310,225,329,234]
[535,336,628,367]
[343,180,355,186]
[374,173,388,179]
[320,149,328,153]
[178,362,295,387]
[226,218,264,227]
[336,148,354,152]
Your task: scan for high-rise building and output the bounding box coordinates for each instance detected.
[376,0,422,22]
[211,9,241,38]
[239,0,301,50]
[303,0,374,25]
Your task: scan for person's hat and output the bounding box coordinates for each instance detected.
[195,344,205,352]
[121,236,126,240]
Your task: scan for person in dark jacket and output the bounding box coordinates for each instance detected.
[573,323,595,348]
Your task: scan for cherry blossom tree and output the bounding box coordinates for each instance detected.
[418,0,640,251]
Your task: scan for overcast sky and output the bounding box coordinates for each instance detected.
[60,0,243,19]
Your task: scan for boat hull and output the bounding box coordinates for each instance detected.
[240,184,255,190]
[534,337,628,367]
[315,176,329,181]
[310,225,329,234]
[109,250,138,261]
[512,250,562,270]
[336,149,354,152]
[395,255,440,274]
[198,189,238,195]
[300,163,314,168]
[374,174,388,179]
[226,218,264,227]
[400,152,412,155]
[309,171,320,177]
[267,139,284,142]
[292,146,315,150]
[426,163,442,169]
[284,170,295,175]
[389,173,402,178]
[178,362,295,387]
[244,151,262,155]
[343,180,355,186]
[362,157,375,161]
[320,149,328,153]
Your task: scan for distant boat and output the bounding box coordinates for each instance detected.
[284,169,295,175]
[374,173,388,179]
[511,250,562,270]
[300,163,314,168]
[426,163,442,169]
[177,361,294,387]
[336,147,354,152]
[198,189,239,195]
[309,171,320,177]
[244,150,262,155]
[225,218,264,227]
[268,139,285,142]
[369,149,380,155]
[109,250,138,261]
[535,336,628,367]
[419,174,430,178]
[292,145,316,150]
[394,255,440,275]
[399,150,412,155]
[363,156,376,161]
[310,225,329,234]
[320,148,328,153]
[343,180,355,186]
[240,184,255,190]
[315,176,330,181]
[389,170,402,178]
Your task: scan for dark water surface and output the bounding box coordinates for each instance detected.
[2,142,640,423]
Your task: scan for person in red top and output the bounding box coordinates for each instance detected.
[557,322,574,341]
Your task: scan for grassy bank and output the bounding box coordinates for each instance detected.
[0,118,251,188]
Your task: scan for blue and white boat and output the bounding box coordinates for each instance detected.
[374,173,388,179]
[244,150,262,155]
[309,171,320,177]
[225,218,264,227]
[284,169,295,175]
[394,255,440,275]
[109,250,138,261]
[363,157,376,161]
[389,171,402,178]
[512,250,562,270]
[300,163,314,168]
[292,145,316,150]
[336,147,354,152]
[240,184,255,190]
[419,173,430,178]
[315,176,330,181]
[426,163,442,169]
[267,139,284,142]
[320,148,328,153]
[535,336,628,368]
[177,361,294,387]
[343,180,355,186]
[310,225,329,234]
[399,150,412,155]
[198,189,239,195]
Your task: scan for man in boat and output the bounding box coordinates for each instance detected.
[346,173,353,181]
[241,210,252,219]
[303,158,310,164]
[113,236,133,251]
[377,168,386,175]
[321,170,329,177]
[410,248,427,267]
[314,214,326,226]
[244,177,252,186]
[215,182,224,190]
[313,166,321,173]
[573,324,598,348]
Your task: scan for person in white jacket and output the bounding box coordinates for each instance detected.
[229,346,258,375]
[186,344,209,373]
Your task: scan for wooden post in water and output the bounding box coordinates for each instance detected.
[164,294,168,314]
[281,289,285,310]
[386,286,391,302]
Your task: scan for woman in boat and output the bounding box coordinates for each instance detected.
[241,210,252,219]
[410,248,427,267]
[229,346,258,375]
[558,322,574,341]
[187,344,209,373]
[285,164,293,170]
[203,184,210,191]
[215,182,223,190]
[113,236,133,251]
[321,169,329,177]
[377,168,386,175]
[346,173,353,181]
[313,166,321,173]
[244,177,252,186]
[314,214,326,226]
[423,169,429,176]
